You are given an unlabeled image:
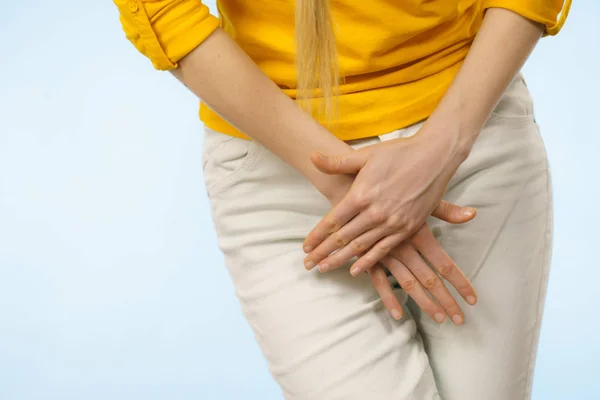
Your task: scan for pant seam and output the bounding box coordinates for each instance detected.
[521,125,553,400]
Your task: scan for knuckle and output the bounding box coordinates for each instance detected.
[351,240,368,254]
[378,244,392,256]
[438,201,451,216]
[439,263,455,277]
[335,156,348,171]
[333,233,348,247]
[352,191,371,209]
[410,220,422,233]
[313,249,329,260]
[370,208,387,224]
[405,218,419,233]
[331,156,342,168]
[386,214,403,229]
[326,217,340,232]
[457,282,473,294]
[423,274,440,290]
[399,277,416,291]
[364,253,379,266]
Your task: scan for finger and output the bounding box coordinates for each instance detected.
[411,225,477,305]
[393,244,465,325]
[302,193,363,254]
[381,255,447,324]
[310,151,367,175]
[314,225,389,272]
[349,232,407,277]
[368,265,403,320]
[431,200,476,224]
[304,212,376,271]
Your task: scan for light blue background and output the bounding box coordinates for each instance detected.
[0,1,597,399]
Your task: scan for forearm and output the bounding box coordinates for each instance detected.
[171,28,352,196]
[427,7,544,159]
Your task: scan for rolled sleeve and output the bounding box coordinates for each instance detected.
[114,0,221,70]
[482,0,571,36]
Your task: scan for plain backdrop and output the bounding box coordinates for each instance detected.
[0,1,598,399]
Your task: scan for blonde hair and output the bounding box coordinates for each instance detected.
[295,0,340,127]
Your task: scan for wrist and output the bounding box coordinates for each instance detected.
[421,107,479,166]
[316,174,355,205]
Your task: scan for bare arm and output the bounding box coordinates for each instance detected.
[426,7,545,156]
[171,28,353,200]
[303,8,547,272]
[297,7,550,323]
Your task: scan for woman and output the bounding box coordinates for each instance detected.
[114,0,569,398]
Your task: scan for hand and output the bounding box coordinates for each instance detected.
[313,167,477,324]
[370,222,477,325]
[302,125,468,274]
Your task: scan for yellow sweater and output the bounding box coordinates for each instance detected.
[114,0,570,141]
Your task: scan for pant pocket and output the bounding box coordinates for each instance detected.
[490,73,535,119]
[202,128,260,196]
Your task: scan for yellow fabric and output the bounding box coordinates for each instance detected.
[482,0,571,36]
[114,0,570,141]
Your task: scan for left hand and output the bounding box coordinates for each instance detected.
[302,124,469,275]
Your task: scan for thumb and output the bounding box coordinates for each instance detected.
[310,151,367,175]
[432,200,476,224]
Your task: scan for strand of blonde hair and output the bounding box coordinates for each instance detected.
[295,0,340,128]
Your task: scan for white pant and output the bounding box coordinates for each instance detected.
[202,75,552,400]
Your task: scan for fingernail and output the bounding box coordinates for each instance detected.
[391,309,402,320]
[317,152,327,160]
[350,265,360,277]
[303,245,313,253]
[304,260,315,270]
[463,207,476,217]
[318,263,328,273]
[466,295,477,305]
[452,314,464,325]
[434,313,446,323]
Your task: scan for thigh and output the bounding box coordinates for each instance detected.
[412,76,552,400]
[202,128,440,400]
